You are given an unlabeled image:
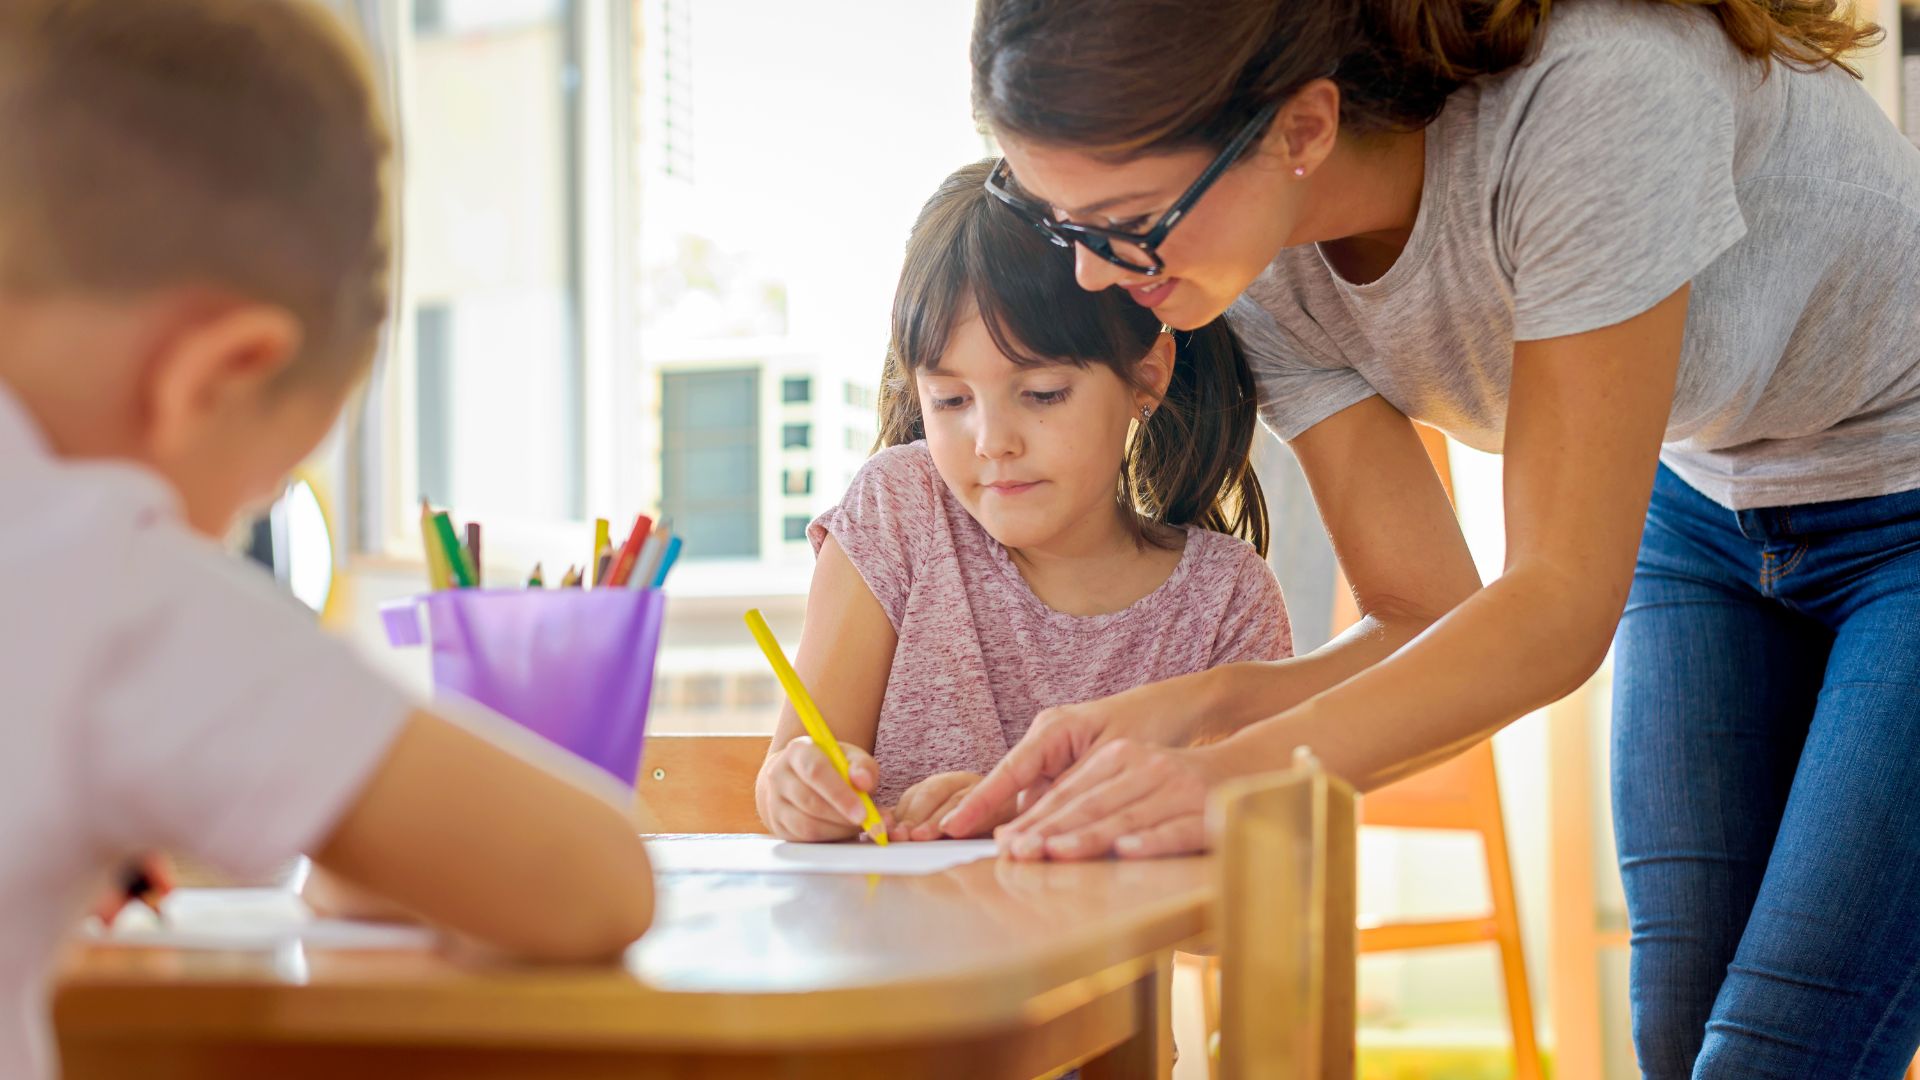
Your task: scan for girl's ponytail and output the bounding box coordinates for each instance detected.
[1128,320,1269,558]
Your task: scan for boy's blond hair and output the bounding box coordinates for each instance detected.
[0,0,392,377]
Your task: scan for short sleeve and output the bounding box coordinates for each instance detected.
[1209,543,1294,666]
[1227,291,1378,441]
[83,533,411,879]
[1495,37,1747,341]
[808,442,944,632]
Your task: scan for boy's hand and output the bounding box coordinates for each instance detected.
[757,737,882,843]
[893,771,1015,841]
[92,854,174,927]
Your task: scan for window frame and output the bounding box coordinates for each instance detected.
[352,0,642,576]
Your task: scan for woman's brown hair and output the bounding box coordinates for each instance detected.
[973,0,1881,147]
[878,160,1269,557]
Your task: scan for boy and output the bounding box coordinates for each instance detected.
[0,2,654,1075]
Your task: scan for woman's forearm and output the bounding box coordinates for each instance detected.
[1211,562,1617,790]
[1195,603,1450,741]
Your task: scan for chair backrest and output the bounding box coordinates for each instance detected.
[1358,739,1496,832]
[634,733,770,834]
[1212,750,1357,1080]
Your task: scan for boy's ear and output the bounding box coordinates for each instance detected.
[146,302,303,461]
[1135,330,1177,414]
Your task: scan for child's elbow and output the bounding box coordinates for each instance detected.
[507,842,655,962]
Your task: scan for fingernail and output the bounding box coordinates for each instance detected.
[1048,835,1080,856]
[1115,835,1143,856]
[1012,835,1043,859]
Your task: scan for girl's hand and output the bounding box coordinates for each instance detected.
[939,673,1217,840]
[757,737,884,843]
[994,741,1239,861]
[893,772,1015,841]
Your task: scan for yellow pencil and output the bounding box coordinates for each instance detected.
[590,518,611,586]
[743,609,888,845]
[418,498,453,591]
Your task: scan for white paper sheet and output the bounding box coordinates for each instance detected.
[79,887,436,950]
[645,837,998,876]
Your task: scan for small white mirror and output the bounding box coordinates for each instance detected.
[280,478,334,616]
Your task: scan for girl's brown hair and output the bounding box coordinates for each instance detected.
[878,160,1268,557]
[973,0,1881,148]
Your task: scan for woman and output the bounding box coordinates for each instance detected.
[938,0,1920,1074]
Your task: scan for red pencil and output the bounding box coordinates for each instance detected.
[605,514,653,587]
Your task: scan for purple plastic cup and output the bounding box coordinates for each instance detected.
[381,589,666,786]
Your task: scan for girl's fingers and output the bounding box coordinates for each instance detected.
[793,748,869,826]
[926,787,977,839]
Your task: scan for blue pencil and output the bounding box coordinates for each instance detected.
[649,535,684,589]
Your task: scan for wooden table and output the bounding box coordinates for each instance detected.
[54,840,1215,1079]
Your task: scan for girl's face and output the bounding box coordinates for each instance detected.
[917,310,1170,556]
[997,132,1303,333]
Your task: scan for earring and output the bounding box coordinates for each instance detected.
[1140,406,1153,421]
[1293,166,1307,178]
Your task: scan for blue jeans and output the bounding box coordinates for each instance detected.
[1612,465,1920,1078]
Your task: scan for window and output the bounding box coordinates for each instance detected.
[661,369,760,558]
[783,515,810,543]
[414,303,453,503]
[346,0,985,734]
[399,0,583,523]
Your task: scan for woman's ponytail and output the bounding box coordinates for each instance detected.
[1127,320,1269,558]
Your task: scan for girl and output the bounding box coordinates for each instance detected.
[945,0,1920,1074]
[754,160,1291,843]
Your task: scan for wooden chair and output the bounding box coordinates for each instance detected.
[633,732,770,834]
[1198,425,1542,1080]
[1211,749,1357,1080]
[1337,426,1542,1080]
[1358,741,1543,1080]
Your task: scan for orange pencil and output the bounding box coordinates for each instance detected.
[606,513,653,588]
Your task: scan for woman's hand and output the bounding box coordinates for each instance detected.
[892,771,1014,840]
[757,737,883,842]
[994,740,1241,861]
[938,672,1219,840]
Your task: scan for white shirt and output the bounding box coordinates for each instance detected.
[0,382,411,1079]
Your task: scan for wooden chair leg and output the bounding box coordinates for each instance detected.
[1477,768,1544,1080]
[1201,955,1221,1080]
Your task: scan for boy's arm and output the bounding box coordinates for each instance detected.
[309,708,654,962]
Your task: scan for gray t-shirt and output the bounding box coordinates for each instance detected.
[1230,0,1920,510]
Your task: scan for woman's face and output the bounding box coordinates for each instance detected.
[996,130,1304,331]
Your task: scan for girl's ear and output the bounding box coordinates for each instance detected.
[1134,330,1177,415]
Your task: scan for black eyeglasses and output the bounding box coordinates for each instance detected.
[984,99,1282,278]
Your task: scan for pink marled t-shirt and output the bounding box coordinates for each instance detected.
[809,441,1293,807]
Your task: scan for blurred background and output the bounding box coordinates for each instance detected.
[289,3,1920,1076]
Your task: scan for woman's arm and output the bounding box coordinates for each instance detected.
[968,286,1688,857]
[1220,286,1685,789]
[753,534,900,840]
[941,374,1480,833]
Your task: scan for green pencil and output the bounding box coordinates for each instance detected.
[430,511,476,588]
